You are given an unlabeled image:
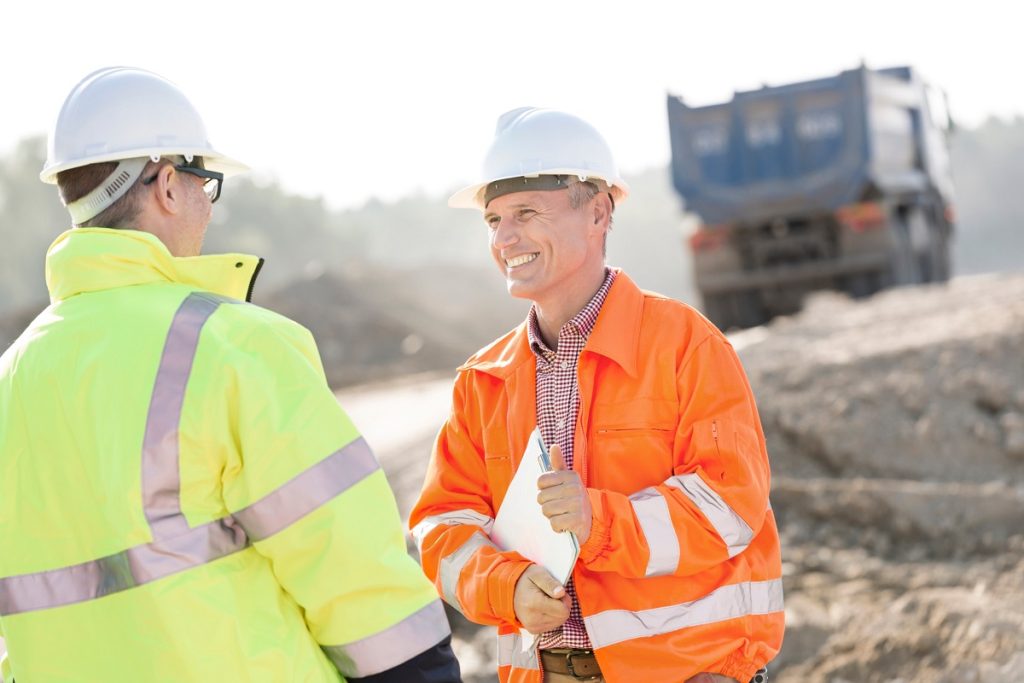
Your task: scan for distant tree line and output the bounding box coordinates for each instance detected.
[2,118,1022,320]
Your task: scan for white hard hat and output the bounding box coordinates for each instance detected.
[40,66,248,184]
[449,107,630,210]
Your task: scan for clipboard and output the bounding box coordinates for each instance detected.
[490,428,580,585]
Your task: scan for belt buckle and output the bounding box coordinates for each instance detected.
[565,649,600,681]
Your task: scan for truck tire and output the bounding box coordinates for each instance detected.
[846,271,883,299]
[925,216,952,283]
[703,292,766,331]
[702,293,735,331]
[886,209,924,286]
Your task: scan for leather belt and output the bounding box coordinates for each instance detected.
[540,648,601,680]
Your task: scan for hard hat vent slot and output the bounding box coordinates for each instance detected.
[106,170,131,197]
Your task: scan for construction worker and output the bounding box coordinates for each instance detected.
[410,108,784,682]
[0,67,460,683]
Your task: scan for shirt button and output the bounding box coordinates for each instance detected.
[557,419,565,430]
[560,361,569,370]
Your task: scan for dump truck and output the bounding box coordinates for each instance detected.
[667,65,955,330]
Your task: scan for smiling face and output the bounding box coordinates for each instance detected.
[483,187,610,314]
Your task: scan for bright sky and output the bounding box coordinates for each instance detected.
[2,0,1019,210]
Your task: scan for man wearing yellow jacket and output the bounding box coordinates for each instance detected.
[0,67,459,682]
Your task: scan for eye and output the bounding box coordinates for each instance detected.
[517,209,535,220]
[485,216,500,229]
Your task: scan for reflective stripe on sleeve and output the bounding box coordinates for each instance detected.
[234,437,380,542]
[439,532,497,614]
[496,632,539,670]
[666,474,754,558]
[321,599,451,678]
[583,578,785,649]
[628,487,680,577]
[411,508,495,556]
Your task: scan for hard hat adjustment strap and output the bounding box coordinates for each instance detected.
[483,174,611,207]
[66,157,149,224]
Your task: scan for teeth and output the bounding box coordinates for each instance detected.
[506,253,537,268]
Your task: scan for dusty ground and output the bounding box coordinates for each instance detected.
[739,273,1024,682]
[351,273,1024,683]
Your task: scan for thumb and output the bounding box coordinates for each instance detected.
[530,567,566,598]
[549,444,567,472]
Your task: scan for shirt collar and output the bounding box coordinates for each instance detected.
[527,267,617,359]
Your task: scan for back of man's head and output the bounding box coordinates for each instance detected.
[42,66,247,228]
[57,161,148,229]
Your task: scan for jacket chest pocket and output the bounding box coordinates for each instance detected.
[588,397,678,492]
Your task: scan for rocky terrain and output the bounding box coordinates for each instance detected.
[738,273,1024,681]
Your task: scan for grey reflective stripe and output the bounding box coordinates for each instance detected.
[411,508,495,555]
[234,437,379,541]
[322,599,451,677]
[439,532,496,614]
[143,292,232,540]
[629,487,680,577]
[0,517,247,615]
[666,474,754,558]
[584,578,785,650]
[496,632,539,670]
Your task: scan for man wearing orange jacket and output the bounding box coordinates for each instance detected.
[410,108,784,683]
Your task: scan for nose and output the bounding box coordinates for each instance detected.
[490,216,519,250]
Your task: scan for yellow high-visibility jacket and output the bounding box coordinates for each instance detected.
[0,228,450,682]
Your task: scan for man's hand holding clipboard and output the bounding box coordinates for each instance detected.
[490,428,584,634]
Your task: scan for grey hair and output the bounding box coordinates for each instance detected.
[567,178,615,255]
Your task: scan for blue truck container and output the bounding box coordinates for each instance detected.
[667,64,955,329]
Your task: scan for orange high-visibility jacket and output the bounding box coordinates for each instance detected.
[411,271,784,682]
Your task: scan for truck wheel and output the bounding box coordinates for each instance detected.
[846,271,882,298]
[733,291,767,329]
[702,293,735,331]
[926,218,952,283]
[887,210,923,286]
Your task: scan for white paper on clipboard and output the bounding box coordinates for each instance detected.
[490,427,580,586]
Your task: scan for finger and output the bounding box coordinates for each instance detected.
[537,470,576,490]
[549,444,566,471]
[529,567,566,598]
[537,481,575,504]
[547,511,579,535]
[541,498,574,520]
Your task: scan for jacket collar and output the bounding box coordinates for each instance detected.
[45,228,263,303]
[461,268,643,380]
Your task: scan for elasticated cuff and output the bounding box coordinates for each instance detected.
[714,651,762,683]
[487,558,533,627]
[579,489,612,565]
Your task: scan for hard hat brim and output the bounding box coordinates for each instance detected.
[40,148,250,185]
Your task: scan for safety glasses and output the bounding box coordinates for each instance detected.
[142,157,224,203]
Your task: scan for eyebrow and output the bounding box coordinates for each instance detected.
[484,201,539,220]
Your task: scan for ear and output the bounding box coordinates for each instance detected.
[150,164,184,216]
[590,192,612,236]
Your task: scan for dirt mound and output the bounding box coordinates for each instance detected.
[255,263,527,388]
[738,274,1024,681]
[739,274,1024,485]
